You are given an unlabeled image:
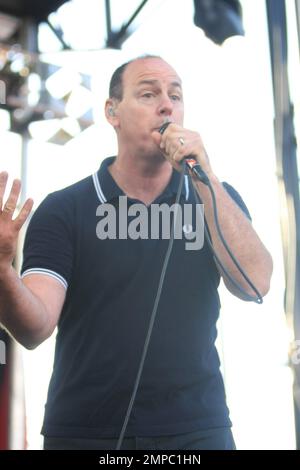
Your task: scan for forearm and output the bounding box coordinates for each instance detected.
[153,122,273,298]
[0,266,49,349]
[193,174,273,298]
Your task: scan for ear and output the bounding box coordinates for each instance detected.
[105,99,119,126]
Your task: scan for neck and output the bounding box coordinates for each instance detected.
[108,152,173,205]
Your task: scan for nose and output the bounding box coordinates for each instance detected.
[157,94,173,116]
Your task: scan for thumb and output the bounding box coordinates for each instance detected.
[151,130,163,148]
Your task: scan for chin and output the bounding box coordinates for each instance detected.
[143,150,166,164]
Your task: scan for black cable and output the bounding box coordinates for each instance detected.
[186,163,263,303]
[116,155,263,449]
[116,168,186,450]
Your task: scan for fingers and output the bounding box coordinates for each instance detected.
[151,130,182,170]
[159,125,208,171]
[14,198,34,231]
[159,125,190,169]
[1,178,21,218]
[0,172,34,229]
[153,124,210,175]
[0,172,8,210]
[160,124,187,159]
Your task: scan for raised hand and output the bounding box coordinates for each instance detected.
[0,172,34,272]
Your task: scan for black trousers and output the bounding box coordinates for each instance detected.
[44,427,236,450]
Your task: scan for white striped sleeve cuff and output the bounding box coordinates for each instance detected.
[21,268,68,290]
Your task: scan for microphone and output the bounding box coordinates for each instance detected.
[158,122,209,185]
[158,121,172,135]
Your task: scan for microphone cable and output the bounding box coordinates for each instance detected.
[184,161,263,303]
[159,122,263,303]
[116,133,263,450]
[116,163,186,450]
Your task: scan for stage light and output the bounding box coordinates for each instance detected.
[0,13,20,41]
[28,118,61,141]
[193,0,244,45]
[0,108,10,130]
[45,67,82,99]
[9,53,25,73]
[60,116,81,136]
[27,73,41,107]
[65,85,93,119]
[28,115,86,145]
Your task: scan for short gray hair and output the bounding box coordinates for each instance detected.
[109,54,163,101]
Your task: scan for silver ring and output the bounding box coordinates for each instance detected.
[179,137,185,146]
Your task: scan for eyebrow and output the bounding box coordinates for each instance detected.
[136,79,182,89]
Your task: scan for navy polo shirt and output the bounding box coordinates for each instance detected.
[21,156,250,439]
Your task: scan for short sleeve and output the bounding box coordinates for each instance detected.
[222,182,252,221]
[21,191,74,290]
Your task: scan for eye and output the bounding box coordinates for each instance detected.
[170,94,181,101]
[142,92,155,98]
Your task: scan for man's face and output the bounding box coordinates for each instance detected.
[114,58,184,156]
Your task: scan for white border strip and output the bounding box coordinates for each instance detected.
[21,268,68,290]
[92,173,106,204]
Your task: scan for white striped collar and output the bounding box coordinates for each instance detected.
[92,157,191,204]
[92,172,107,204]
